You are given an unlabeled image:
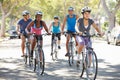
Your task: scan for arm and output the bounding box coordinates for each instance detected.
[25,21,34,34]
[76,21,83,35]
[43,21,49,33]
[48,23,52,33]
[60,23,62,32]
[16,24,20,35]
[92,23,103,36]
[61,16,67,32]
[76,15,79,20]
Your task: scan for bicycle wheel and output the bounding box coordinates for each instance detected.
[24,55,27,64]
[77,52,85,78]
[52,43,58,61]
[37,49,45,75]
[26,41,32,66]
[85,51,98,80]
[68,42,74,66]
[33,58,37,72]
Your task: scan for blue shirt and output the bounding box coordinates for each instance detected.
[52,22,60,33]
[17,18,32,34]
[66,14,76,32]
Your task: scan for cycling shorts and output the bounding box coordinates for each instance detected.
[76,36,92,47]
[52,33,61,40]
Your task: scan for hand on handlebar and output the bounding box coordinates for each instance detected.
[28,32,32,35]
[78,32,83,36]
[98,32,104,37]
[47,32,51,35]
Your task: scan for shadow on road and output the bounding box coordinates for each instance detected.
[0,57,120,80]
[0,58,37,80]
[98,59,120,80]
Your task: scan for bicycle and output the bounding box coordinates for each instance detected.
[51,33,59,61]
[65,32,77,66]
[77,33,98,80]
[21,32,32,66]
[33,33,47,75]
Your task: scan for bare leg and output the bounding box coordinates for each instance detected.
[66,35,70,53]
[40,41,43,62]
[31,38,36,58]
[21,35,25,56]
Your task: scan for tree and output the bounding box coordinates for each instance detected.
[0,0,16,37]
[101,0,120,30]
[0,0,30,37]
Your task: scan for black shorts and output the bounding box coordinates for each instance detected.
[52,33,61,40]
[34,35,43,41]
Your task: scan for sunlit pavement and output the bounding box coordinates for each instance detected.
[0,36,120,80]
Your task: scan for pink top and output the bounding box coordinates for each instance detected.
[31,26,43,35]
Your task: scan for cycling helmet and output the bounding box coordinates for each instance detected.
[54,16,59,19]
[22,10,30,16]
[35,11,42,16]
[68,7,74,11]
[81,6,91,14]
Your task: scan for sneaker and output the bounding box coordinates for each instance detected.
[88,68,93,75]
[76,61,80,67]
[51,52,53,56]
[21,55,25,57]
[65,53,71,57]
[58,46,61,49]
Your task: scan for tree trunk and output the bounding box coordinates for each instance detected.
[108,13,115,31]
[101,0,120,31]
[0,15,6,37]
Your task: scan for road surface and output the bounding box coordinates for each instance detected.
[0,36,120,80]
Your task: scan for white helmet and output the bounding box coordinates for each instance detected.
[22,10,30,16]
[81,6,91,14]
[35,11,42,16]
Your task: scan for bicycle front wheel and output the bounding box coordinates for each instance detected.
[68,42,74,66]
[86,51,98,80]
[52,42,58,61]
[37,49,45,75]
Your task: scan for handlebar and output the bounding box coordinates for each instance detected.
[32,33,50,37]
[63,31,101,37]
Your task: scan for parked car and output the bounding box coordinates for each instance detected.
[106,27,120,45]
[9,30,20,39]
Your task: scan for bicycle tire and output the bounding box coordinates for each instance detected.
[79,52,85,77]
[52,40,58,61]
[40,50,45,75]
[34,58,36,72]
[68,42,74,66]
[85,51,98,80]
[37,49,45,75]
[24,55,27,64]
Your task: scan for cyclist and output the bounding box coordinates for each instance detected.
[62,7,79,57]
[17,10,32,57]
[26,11,50,59]
[49,16,61,55]
[76,6,103,74]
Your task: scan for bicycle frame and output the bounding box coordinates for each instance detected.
[67,32,76,66]
[33,34,45,75]
[79,36,98,80]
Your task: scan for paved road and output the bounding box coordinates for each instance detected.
[0,36,120,80]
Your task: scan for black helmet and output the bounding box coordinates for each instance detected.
[54,16,59,19]
[68,7,74,11]
[35,11,42,16]
[81,6,91,14]
[22,10,30,16]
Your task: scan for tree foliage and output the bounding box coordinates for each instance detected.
[0,0,120,37]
